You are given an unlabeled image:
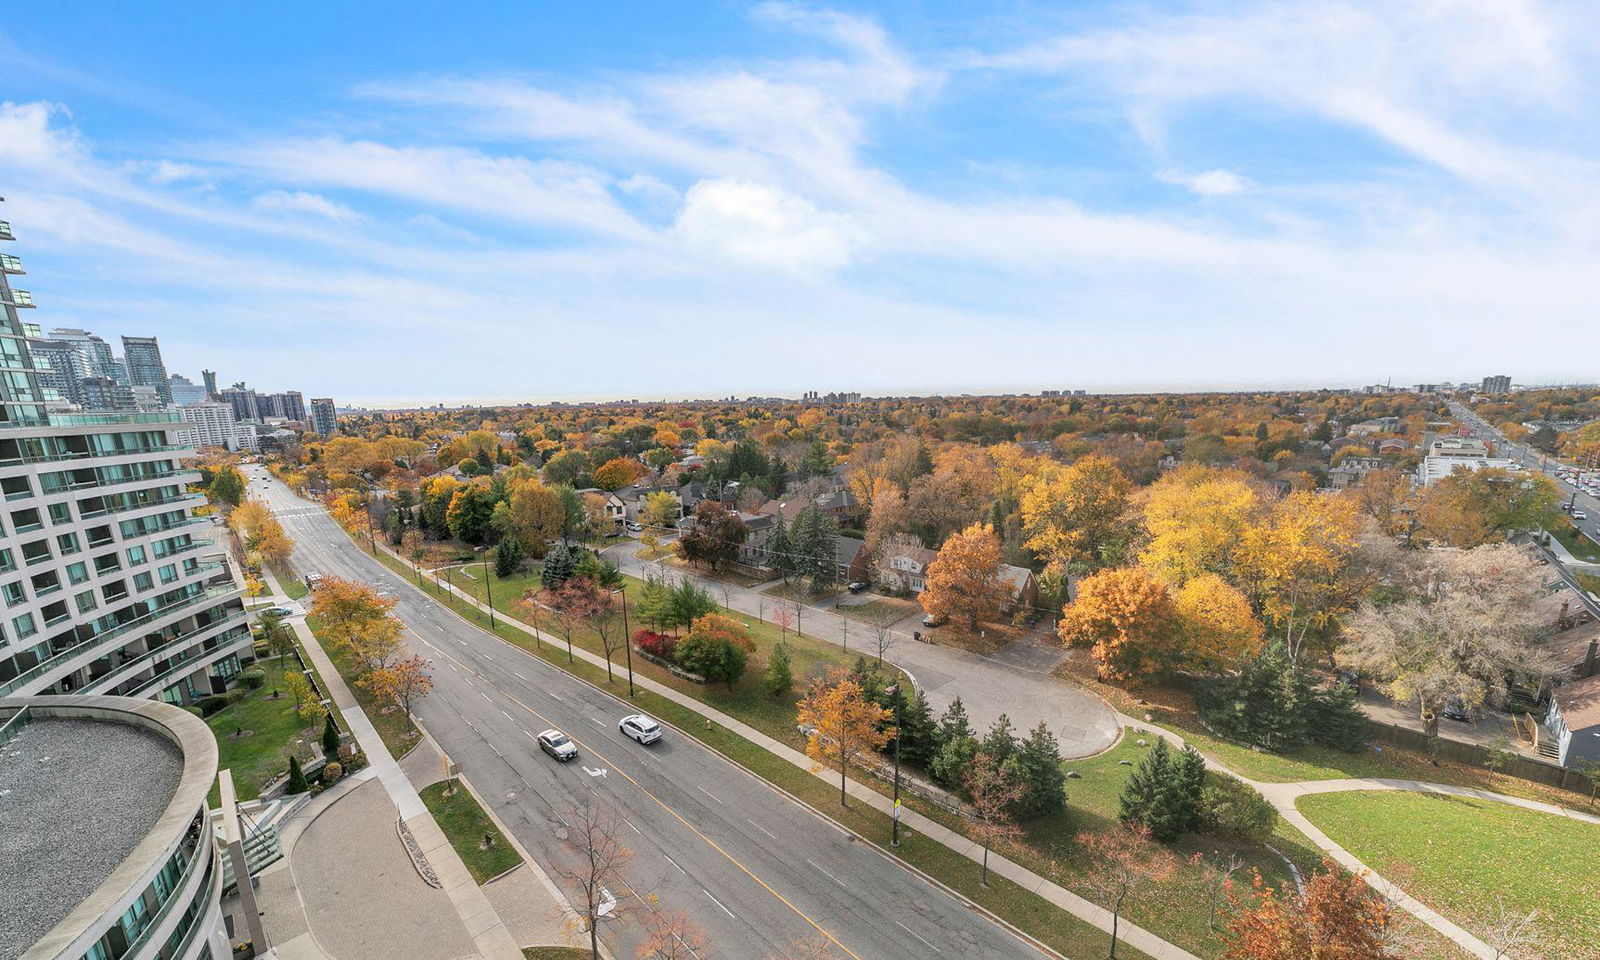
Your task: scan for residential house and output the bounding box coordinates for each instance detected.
[1328,456,1386,490]
[1376,438,1410,455]
[1546,665,1600,767]
[835,536,869,585]
[998,563,1039,615]
[878,543,939,594]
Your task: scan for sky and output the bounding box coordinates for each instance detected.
[2,0,1597,406]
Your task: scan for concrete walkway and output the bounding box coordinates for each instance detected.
[262,569,522,960]
[373,540,1200,960]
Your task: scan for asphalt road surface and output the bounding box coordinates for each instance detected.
[241,466,1044,960]
[1450,401,1600,548]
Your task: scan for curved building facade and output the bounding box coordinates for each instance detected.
[0,695,228,960]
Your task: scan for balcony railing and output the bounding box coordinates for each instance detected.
[0,288,34,307]
[0,444,187,468]
[93,614,250,696]
[0,254,21,273]
[46,411,183,428]
[78,491,206,520]
[0,221,13,240]
[0,586,242,696]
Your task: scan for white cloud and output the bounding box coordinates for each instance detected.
[252,189,360,220]
[675,179,856,275]
[147,160,207,184]
[1158,168,1250,196]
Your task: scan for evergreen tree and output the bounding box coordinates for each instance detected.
[791,505,839,594]
[898,687,940,768]
[1008,722,1066,817]
[208,466,246,507]
[929,697,979,787]
[764,642,794,697]
[1195,644,1309,752]
[1307,681,1368,751]
[765,513,796,583]
[912,442,934,480]
[1173,744,1208,836]
[799,441,832,479]
[980,714,1018,767]
[937,697,975,743]
[321,712,340,758]
[286,754,309,794]
[541,543,576,589]
[1118,738,1170,833]
[494,537,525,578]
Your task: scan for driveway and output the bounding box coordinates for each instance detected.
[607,549,1119,758]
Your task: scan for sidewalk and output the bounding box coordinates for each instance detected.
[262,569,522,960]
[375,539,1201,960]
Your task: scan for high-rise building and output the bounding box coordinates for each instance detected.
[0,208,248,706]
[0,695,233,960]
[1480,375,1512,395]
[79,376,137,411]
[168,374,207,406]
[121,335,172,404]
[200,368,218,397]
[173,401,256,452]
[27,337,91,405]
[263,390,306,422]
[49,327,118,381]
[218,386,261,422]
[309,397,337,437]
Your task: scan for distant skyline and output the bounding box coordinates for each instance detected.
[2,1,1597,403]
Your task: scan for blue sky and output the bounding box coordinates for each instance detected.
[2,1,1597,405]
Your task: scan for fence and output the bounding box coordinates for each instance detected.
[1365,719,1595,796]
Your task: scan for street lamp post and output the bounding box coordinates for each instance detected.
[615,587,635,698]
[885,684,903,847]
[479,547,496,630]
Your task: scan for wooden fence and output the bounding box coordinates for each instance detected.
[1365,719,1595,796]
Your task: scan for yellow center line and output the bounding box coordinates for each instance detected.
[414,632,865,960]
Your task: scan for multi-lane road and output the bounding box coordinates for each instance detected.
[1449,401,1600,549]
[242,464,1044,960]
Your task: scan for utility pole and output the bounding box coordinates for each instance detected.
[617,587,635,698]
[885,685,903,847]
[480,547,496,630]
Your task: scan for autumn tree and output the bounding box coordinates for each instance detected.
[1418,468,1562,548]
[1140,465,1261,586]
[1221,860,1398,960]
[1173,573,1263,671]
[636,911,710,960]
[557,803,634,960]
[309,577,402,676]
[207,465,246,508]
[537,577,607,664]
[595,456,650,491]
[1021,454,1131,568]
[1340,543,1561,727]
[1077,825,1180,960]
[797,669,894,807]
[1057,567,1179,681]
[228,499,295,570]
[361,654,434,716]
[920,523,1008,632]
[493,478,565,554]
[445,478,497,544]
[640,491,681,529]
[571,580,622,682]
[258,610,295,664]
[963,751,1025,885]
[1234,491,1366,661]
[674,612,753,689]
[283,670,323,722]
[676,501,748,571]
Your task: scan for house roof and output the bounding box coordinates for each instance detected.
[998,563,1035,596]
[836,536,864,566]
[1556,671,1600,733]
[883,544,938,567]
[1548,621,1600,670]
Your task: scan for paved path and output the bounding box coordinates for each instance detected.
[265,569,522,960]
[606,547,1120,758]
[381,539,1199,960]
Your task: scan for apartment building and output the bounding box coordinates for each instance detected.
[122,336,173,405]
[0,208,249,705]
[309,397,337,437]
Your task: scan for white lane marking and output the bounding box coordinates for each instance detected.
[805,858,846,889]
[702,889,735,919]
[663,854,685,875]
[895,920,941,954]
[479,691,492,702]
[524,730,537,740]
[513,672,528,681]
[697,786,723,805]
[501,710,514,721]
[622,817,642,836]
[747,819,778,841]
[589,717,607,728]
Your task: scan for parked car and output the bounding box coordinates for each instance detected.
[618,714,662,744]
[537,729,578,761]
[1574,510,1589,521]
[1440,700,1473,723]
[625,520,644,532]
[261,606,296,619]
[921,613,947,627]
[846,581,869,594]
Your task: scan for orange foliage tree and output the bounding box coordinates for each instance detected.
[797,669,893,807]
[1221,860,1399,960]
[920,522,1009,631]
[1057,567,1178,680]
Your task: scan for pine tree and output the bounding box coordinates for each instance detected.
[286,754,309,794]
[899,687,940,768]
[321,712,340,758]
[937,697,974,743]
[930,697,979,788]
[541,543,576,589]
[765,512,795,583]
[1118,738,1170,831]
[1173,744,1208,836]
[1010,722,1067,817]
[494,537,525,578]
[980,714,1018,766]
[764,642,793,697]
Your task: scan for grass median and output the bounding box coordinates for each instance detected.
[419,780,522,884]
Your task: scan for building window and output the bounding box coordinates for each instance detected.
[0,548,13,573]
[158,563,179,585]
[66,561,89,585]
[11,612,36,639]
[9,508,42,533]
[56,532,80,555]
[93,553,121,575]
[1,582,24,607]
[133,572,154,593]
[74,589,97,614]
[125,545,148,566]
[47,502,71,525]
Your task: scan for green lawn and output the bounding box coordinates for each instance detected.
[307,613,421,757]
[281,576,310,601]
[833,598,910,626]
[1551,523,1600,563]
[1299,791,1600,959]
[207,657,325,803]
[521,948,588,959]
[1577,572,1600,596]
[419,781,522,884]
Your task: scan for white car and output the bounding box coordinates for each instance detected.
[537,729,578,762]
[618,714,662,745]
[1574,511,1589,522]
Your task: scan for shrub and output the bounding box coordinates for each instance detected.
[285,755,309,794]
[1306,681,1368,751]
[182,705,204,718]
[1198,773,1277,844]
[321,761,344,784]
[1197,644,1365,754]
[238,668,267,689]
[633,629,677,661]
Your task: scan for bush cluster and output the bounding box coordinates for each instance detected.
[1196,644,1367,753]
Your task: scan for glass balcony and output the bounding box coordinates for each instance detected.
[0,221,12,240]
[0,288,34,307]
[0,254,21,273]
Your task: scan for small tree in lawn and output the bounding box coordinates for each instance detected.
[1009,721,1067,817]
[963,751,1025,885]
[797,669,893,807]
[1118,737,1205,841]
[259,610,295,664]
[572,579,621,682]
[765,642,794,697]
[1077,825,1179,960]
[558,803,634,960]
[773,603,796,637]
[494,537,524,578]
[321,711,340,758]
[361,655,434,716]
[283,670,323,722]
[537,577,602,664]
[1194,851,1246,932]
[1222,859,1399,960]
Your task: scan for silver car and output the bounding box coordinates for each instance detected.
[537,729,578,762]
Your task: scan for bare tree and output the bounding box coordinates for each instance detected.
[636,910,710,960]
[1193,850,1246,932]
[1474,897,1549,960]
[557,803,635,960]
[963,751,1025,885]
[871,611,897,666]
[1076,825,1179,960]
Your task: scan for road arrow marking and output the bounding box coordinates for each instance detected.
[583,766,609,778]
